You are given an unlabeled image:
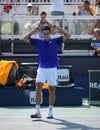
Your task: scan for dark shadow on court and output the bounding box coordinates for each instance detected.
[32,118,100,130]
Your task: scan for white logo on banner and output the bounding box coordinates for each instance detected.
[57,69,70,82]
[29,91,43,104]
[90,82,100,89]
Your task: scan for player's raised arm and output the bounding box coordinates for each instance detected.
[53,25,71,41]
[23,26,39,43]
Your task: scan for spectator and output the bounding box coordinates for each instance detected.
[77,0,96,35]
[25,3,38,33]
[0,2,16,16]
[77,0,96,16]
[33,11,53,39]
[95,0,100,15]
[50,0,64,15]
[26,3,39,16]
[26,3,34,16]
[0,3,11,35]
[0,2,19,35]
[91,28,100,56]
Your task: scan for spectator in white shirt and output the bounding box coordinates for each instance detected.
[26,3,39,16]
[0,2,16,16]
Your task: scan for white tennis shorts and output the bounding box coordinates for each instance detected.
[36,67,57,86]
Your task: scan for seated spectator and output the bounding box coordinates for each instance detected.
[95,0,100,16]
[77,0,96,16]
[0,2,16,16]
[0,2,19,35]
[26,3,39,16]
[91,28,100,56]
[77,0,96,35]
[26,3,34,16]
[50,0,64,15]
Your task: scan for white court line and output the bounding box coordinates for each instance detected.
[0,116,30,118]
[0,116,100,118]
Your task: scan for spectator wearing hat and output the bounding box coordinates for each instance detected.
[0,3,19,35]
[26,3,39,16]
[77,0,96,35]
[26,3,34,16]
[25,3,39,33]
[0,2,16,16]
[77,0,96,15]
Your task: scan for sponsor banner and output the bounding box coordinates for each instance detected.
[88,70,100,105]
[29,91,43,104]
[57,69,70,82]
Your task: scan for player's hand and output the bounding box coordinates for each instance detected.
[35,26,40,31]
[52,25,57,29]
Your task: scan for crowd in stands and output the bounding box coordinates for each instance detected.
[0,0,100,56]
[0,1,100,36]
[0,2,39,16]
[0,1,99,16]
[0,0,99,16]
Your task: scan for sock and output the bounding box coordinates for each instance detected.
[48,105,53,116]
[36,105,40,113]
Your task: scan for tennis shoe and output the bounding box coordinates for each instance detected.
[30,112,42,118]
[47,114,54,119]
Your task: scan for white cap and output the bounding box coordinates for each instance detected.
[27,3,33,7]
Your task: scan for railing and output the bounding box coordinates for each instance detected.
[0,15,99,40]
[0,0,94,5]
